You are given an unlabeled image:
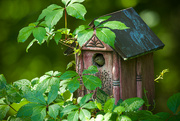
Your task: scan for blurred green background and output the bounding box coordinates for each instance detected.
[0,0,179,113]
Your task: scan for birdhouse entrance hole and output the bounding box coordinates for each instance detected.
[93,53,105,67]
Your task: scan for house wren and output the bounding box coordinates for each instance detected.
[94,54,105,66]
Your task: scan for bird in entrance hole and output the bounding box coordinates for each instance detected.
[94,54,105,67]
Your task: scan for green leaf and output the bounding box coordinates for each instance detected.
[33,27,46,44]
[82,75,102,90]
[13,79,31,95]
[67,77,80,93]
[54,32,62,45]
[79,93,93,107]
[18,26,34,43]
[155,112,171,120]
[6,85,22,103]
[121,97,144,112]
[77,29,93,47]
[47,85,59,105]
[57,28,71,34]
[104,98,115,113]
[62,0,71,6]
[113,106,125,114]
[67,110,79,121]
[31,105,46,121]
[26,39,37,52]
[63,90,73,101]
[167,93,180,114]
[48,104,60,119]
[96,28,116,48]
[79,109,91,121]
[82,102,96,109]
[100,21,129,30]
[66,3,86,20]
[0,74,7,89]
[7,116,31,121]
[45,8,64,27]
[104,112,112,121]
[69,0,85,5]
[24,91,46,105]
[117,115,132,121]
[36,74,60,93]
[17,103,39,117]
[94,16,111,27]
[0,105,10,120]
[95,114,104,121]
[60,71,78,80]
[73,25,90,35]
[66,60,76,70]
[82,65,98,74]
[38,4,62,21]
[28,22,39,27]
[61,105,79,115]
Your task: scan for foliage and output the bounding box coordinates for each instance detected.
[1,72,180,121]
[17,0,129,53]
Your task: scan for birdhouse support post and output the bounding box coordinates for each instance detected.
[112,52,120,104]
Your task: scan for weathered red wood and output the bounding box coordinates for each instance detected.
[120,58,137,100]
[112,52,120,104]
[141,53,154,110]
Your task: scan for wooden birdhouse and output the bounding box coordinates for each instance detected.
[76,8,164,107]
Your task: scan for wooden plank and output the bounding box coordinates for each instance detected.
[141,53,155,110]
[120,58,136,100]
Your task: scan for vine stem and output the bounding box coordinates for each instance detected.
[64,7,67,40]
[9,105,17,112]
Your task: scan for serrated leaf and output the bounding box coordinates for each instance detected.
[61,105,79,115]
[62,0,71,6]
[69,0,85,5]
[104,98,115,113]
[82,65,98,74]
[94,16,111,27]
[77,29,93,47]
[66,60,75,70]
[67,110,79,121]
[36,75,60,93]
[67,77,80,93]
[121,97,144,112]
[48,104,60,119]
[6,85,22,103]
[0,105,10,120]
[100,21,129,30]
[17,103,39,117]
[38,4,62,21]
[54,32,62,45]
[13,79,31,95]
[82,75,102,90]
[66,3,86,20]
[31,105,46,121]
[73,25,90,35]
[45,8,64,28]
[79,109,91,121]
[26,39,37,52]
[96,28,116,48]
[79,93,93,107]
[60,71,78,80]
[47,85,59,104]
[82,102,96,109]
[33,27,46,44]
[18,26,34,43]
[167,93,180,114]
[24,91,46,105]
